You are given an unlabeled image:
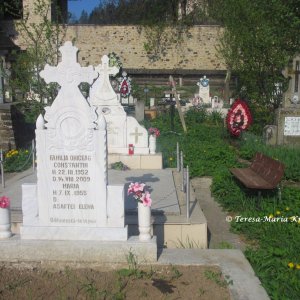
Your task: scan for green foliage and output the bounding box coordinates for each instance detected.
[149,107,300,299]
[3,148,32,172]
[9,0,66,121]
[170,265,183,279]
[247,103,275,135]
[149,108,237,174]
[204,270,233,288]
[238,132,300,181]
[75,0,209,26]
[208,0,300,108]
[117,250,150,280]
[216,241,234,249]
[110,161,130,171]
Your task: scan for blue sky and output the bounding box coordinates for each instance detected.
[68,0,102,19]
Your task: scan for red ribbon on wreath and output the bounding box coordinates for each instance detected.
[226,99,252,136]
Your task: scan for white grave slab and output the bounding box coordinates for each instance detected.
[90,55,150,155]
[20,42,128,241]
[197,75,210,104]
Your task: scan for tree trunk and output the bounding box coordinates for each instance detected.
[224,68,231,103]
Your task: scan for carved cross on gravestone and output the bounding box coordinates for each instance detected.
[130,127,143,143]
[96,55,119,79]
[40,41,96,88]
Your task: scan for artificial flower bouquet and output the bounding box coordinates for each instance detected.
[0,196,10,208]
[127,182,152,207]
[148,127,160,137]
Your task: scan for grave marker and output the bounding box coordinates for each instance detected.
[21,42,127,240]
[90,55,150,155]
[197,75,210,104]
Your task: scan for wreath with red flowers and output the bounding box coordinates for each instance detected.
[118,72,132,98]
[226,99,252,137]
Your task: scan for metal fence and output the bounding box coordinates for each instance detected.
[176,142,190,222]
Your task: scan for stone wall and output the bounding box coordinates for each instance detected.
[0,104,15,151]
[65,25,226,72]
[20,1,225,72]
[11,21,226,72]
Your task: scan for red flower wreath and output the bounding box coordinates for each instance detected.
[226,99,252,137]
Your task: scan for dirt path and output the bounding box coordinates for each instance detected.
[191,177,245,250]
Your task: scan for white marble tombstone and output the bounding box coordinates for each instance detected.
[197,76,211,104]
[20,42,127,241]
[90,55,149,154]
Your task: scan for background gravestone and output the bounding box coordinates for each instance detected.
[135,100,145,122]
[263,125,277,146]
[276,57,300,145]
[197,75,211,104]
[90,55,149,154]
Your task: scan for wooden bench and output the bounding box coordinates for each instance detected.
[230,152,285,202]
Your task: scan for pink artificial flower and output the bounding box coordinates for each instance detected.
[148,127,160,137]
[141,192,152,207]
[0,196,10,209]
[128,182,145,194]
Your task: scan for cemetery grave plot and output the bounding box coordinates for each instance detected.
[0,264,231,300]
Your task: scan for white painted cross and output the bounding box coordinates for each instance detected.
[40,41,97,87]
[130,127,143,143]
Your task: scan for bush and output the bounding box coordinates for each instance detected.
[4,149,32,172]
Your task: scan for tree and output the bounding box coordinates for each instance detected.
[9,0,66,122]
[78,10,89,24]
[84,0,201,25]
[207,0,300,109]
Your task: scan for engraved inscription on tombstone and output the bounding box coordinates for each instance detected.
[284,117,300,136]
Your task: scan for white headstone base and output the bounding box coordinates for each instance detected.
[109,147,150,155]
[109,153,163,169]
[20,225,128,241]
[0,236,157,263]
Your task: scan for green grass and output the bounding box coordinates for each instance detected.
[150,108,300,300]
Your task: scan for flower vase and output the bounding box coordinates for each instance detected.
[138,202,151,241]
[149,135,156,154]
[0,207,12,239]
